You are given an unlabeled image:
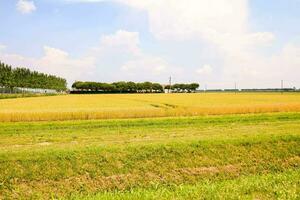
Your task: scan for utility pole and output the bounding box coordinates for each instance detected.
[168,76,172,93]
[235,82,237,93]
[281,80,284,94]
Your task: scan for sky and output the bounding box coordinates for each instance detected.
[0,0,300,89]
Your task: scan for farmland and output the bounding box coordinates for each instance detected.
[1,93,300,122]
[0,93,300,199]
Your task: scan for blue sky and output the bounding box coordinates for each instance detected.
[0,0,300,89]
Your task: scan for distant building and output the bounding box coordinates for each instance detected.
[0,87,58,94]
[162,85,171,93]
[16,87,58,94]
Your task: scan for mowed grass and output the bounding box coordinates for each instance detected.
[0,112,299,199]
[1,93,300,122]
[79,170,300,200]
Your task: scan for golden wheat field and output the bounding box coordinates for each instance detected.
[1,92,300,122]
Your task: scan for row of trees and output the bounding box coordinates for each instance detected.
[72,81,164,93]
[165,83,200,93]
[72,81,200,93]
[0,61,67,92]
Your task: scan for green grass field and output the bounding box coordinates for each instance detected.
[0,93,57,100]
[0,93,299,199]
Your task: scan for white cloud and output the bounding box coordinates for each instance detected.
[101,31,175,78]
[91,30,172,79]
[0,30,173,85]
[16,0,36,14]
[65,0,273,51]
[37,46,95,82]
[0,46,95,85]
[268,44,300,83]
[100,30,141,55]
[112,0,291,87]
[196,65,213,75]
[121,56,167,75]
[246,32,275,46]
[0,44,6,52]
[0,31,143,85]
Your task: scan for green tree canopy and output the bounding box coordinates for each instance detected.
[0,61,67,91]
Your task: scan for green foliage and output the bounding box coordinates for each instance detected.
[172,83,200,92]
[0,93,57,99]
[0,61,67,91]
[72,81,164,93]
[72,81,199,93]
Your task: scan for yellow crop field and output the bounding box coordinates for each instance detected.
[1,92,300,122]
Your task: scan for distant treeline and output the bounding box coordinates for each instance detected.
[240,88,298,92]
[165,83,200,93]
[197,88,299,92]
[0,61,67,92]
[71,81,199,93]
[72,81,164,93]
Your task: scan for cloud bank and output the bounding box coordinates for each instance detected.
[0,30,174,85]
[1,0,300,88]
